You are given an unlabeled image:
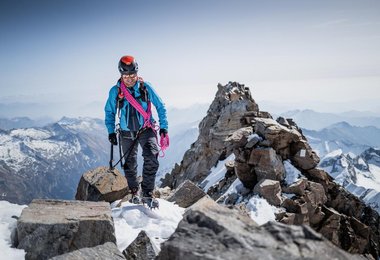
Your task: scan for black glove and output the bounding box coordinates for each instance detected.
[159,129,168,137]
[108,133,118,145]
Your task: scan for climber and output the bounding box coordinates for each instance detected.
[104,55,168,209]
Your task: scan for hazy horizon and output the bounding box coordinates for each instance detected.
[1,0,379,119]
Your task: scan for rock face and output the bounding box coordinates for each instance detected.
[167,180,206,208]
[161,82,259,188]
[49,242,124,260]
[75,166,128,203]
[157,198,362,260]
[123,230,156,260]
[160,82,380,259]
[15,199,116,260]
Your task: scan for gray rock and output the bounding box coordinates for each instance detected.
[253,179,283,206]
[290,140,320,171]
[16,199,116,260]
[76,166,128,203]
[282,178,308,196]
[160,82,259,189]
[248,147,285,182]
[276,116,290,128]
[157,197,362,260]
[167,180,206,208]
[253,117,302,158]
[49,242,124,260]
[234,160,256,189]
[225,127,253,148]
[123,230,156,260]
[245,134,261,149]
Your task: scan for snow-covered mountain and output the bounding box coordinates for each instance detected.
[0,117,53,130]
[319,148,380,212]
[0,117,109,204]
[280,109,380,130]
[303,121,380,158]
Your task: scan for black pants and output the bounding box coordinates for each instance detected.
[120,128,159,194]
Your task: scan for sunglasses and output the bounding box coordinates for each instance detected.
[122,73,137,78]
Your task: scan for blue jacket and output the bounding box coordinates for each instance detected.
[104,79,168,134]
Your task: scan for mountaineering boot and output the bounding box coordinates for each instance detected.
[141,191,159,209]
[129,187,141,204]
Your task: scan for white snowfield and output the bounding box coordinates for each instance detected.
[111,199,185,254]
[0,124,84,172]
[0,201,26,260]
[319,148,380,213]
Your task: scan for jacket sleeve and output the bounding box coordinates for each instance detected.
[145,82,168,130]
[104,86,118,134]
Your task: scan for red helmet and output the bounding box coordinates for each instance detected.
[118,55,138,75]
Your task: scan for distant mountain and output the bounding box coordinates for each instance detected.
[0,117,109,204]
[0,117,53,130]
[319,148,380,212]
[280,109,380,130]
[303,121,380,158]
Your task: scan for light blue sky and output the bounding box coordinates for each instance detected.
[0,0,379,118]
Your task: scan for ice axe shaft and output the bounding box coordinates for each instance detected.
[109,143,114,171]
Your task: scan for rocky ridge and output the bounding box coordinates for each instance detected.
[161,82,380,259]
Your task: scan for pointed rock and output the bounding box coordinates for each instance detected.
[123,230,156,260]
[167,180,206,208]
[75,166,128,203]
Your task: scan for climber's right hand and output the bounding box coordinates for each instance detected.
[108,133,118,145]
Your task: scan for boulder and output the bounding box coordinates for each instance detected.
[234,161,256,189]
[167,180,206,208]
[123,230,156,260]
[318,206,370,255]
[49,242,124,260]
[248,147,285,182]
[225,127,253,148]
[253,179,282,206]
[290,141,320,171]
[282,178,308,196]
[75,166,128,203]
[304,181,327,207]
[16,199,116,260]
[157,197,362,260]
[253,117,303,158]
[276,116,290,128]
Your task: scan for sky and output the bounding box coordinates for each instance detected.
[0,0,380,119]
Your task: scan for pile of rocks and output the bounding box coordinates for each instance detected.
[161,82,380,259]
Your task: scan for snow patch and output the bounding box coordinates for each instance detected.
[284,160,302,185]
[111,199,184,253]
[246,196,281,225]
[0,201,26,260]
[201,154,236,192]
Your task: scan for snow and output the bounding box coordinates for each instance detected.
[10,128,51,140]
[355,173,380,192]
[369,164,380,185]
[0,201,26,260]
[323,149,343,159]
[111,199,184,253]
[201,153,236,192]
[284,160,302,185]
[246,196,281,226]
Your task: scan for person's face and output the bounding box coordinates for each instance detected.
[121,73,137,87]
